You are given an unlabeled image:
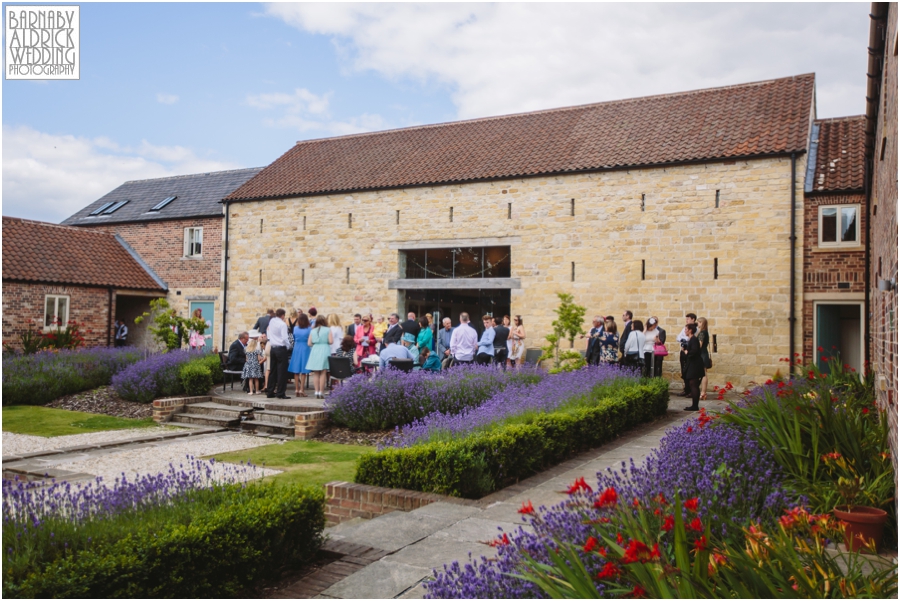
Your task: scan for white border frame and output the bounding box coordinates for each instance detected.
[817,204,861,248]
[811,299,864,373]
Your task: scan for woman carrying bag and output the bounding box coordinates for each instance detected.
[646,316,667,378]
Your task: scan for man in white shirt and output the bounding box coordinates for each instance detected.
[379,340,415,370]
[676,313,697,397]
[449,312,478,364]
[265,308,291,399]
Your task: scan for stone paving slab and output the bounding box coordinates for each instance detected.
[325,504,476,552]
[435,516,525,544]
[386,536,490,569]
[318,559,432,599]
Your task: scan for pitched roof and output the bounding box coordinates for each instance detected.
[2,217,166,290]
[227,74,816,202]
[808,116,866,193]
[62,167,263,226]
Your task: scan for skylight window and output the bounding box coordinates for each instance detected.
[150,196,177,211]
[89,202,115,216]
[102,200,129,214]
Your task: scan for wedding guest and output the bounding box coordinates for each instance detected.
[333,335,359,368]
[306,315,333,399]
[288,313,312,397]
[416,315,433,359]
[509,315,526,368]
[382,313,403,346]
[264,309,290,399]
[492,315,510,366]
[253,308,274,336]
[328,314,344,354]
[583,316,604,366]
[420,347,442,372]
[449,313,478,365]
[241,333,263,395]
[347,314,362,337]
[697,317,712,400]
[599,318,619,363]
[438,317,455,369]
[682,323,704,411]
[476,315,496,365]
[354,315,377,362]
[645,316,667,378]
[617,310,634,365]
[676,313,697,396]
[622,319,645,370]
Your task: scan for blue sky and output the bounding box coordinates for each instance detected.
[2,2,873,223]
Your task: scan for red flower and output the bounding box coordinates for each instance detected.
[583,536,600,553]
[622,539,654,564]
[633,498,640,508]
[687,517,704,532]
[862,408,869,414]
[596,562,620,580]
[594,487,618,509]
[693,535,707,551]
[565,476,593,495]
[817,346,824,352]
[616,532,624,545]
[822,356,829,362]
[684,498,700,512]
[630,585,647,598]
[686,426,693,433]
[661,515,675,532]
[650,543,661,560]
[656,493,668,506]
[518,501,535,515]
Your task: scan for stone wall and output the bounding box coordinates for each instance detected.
[802,192,866,360]
[870,4,898,463]
[2,282,113,349]
[225,156,806,388]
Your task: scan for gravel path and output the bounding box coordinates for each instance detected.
[53,434,281,482]
[3,428,166,456]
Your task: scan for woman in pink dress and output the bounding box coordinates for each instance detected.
[353,316,377,367]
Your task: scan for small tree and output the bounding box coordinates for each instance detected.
[540,292,588,373]
[135,298,207,351]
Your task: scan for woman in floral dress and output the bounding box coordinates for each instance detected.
[599,318,620,364]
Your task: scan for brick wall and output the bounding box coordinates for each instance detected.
[2,281,114,349]
[97,217,222,289]
[870,4,898,464]
[323,481,477,525]
[802,192,866,360]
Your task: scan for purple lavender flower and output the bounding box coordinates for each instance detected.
[111,349,206,402]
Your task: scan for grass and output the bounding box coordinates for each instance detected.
[2,405,157,437]
[213,440,373,488]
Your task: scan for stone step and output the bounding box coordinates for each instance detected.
[240,419,295,436]
[253,409,299,426]
[183,402,246,418]
[170,413,240,428]
[211,395,323,413]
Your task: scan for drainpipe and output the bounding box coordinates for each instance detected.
[864,158,872,367]
[107,286,114,347]
[789,152,797,374]
[222,200,230,351]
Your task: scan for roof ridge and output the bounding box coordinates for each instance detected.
[121,166,264,185]
[2,215,119,233]
[292,73,816,147]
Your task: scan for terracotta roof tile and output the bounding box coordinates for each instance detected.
[811,116,866,192]
[228,74,815,202]
[2,217,165,290]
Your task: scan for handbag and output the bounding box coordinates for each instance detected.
[654,342,668,357]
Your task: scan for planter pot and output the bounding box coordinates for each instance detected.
[833,505,889,552]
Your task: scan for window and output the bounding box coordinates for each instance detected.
[149,196,176,211]
[89,202,114,216]
[818,205,859,247]
[184,227,203,257]
[402,246,511,279]
[102,200,128,214]
[44,295,69,328]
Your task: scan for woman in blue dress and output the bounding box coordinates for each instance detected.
[289,313,312,397]
[306,315,333,399]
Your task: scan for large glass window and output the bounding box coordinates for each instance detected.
[819,205,859,247]
[403,246,511,279]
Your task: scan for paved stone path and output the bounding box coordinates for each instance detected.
[289,397,728,599]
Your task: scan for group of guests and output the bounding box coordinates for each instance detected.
[583,311,712,411]
[435,313,527,368]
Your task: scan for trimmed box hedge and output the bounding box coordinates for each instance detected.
[355,379,669,498]
[5,484,325,599]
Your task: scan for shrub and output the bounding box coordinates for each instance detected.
[356,379,668,498]
[180,361,213,396]
[111,350,203,403]
[2,347,144,406]
[326,364,542,431]
[3,459,325,598]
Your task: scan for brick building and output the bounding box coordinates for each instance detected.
[2,217,166,349]
[62,167,262,349]
[802,116,866,373]
[864,3,898,463]
[222,74,818,388]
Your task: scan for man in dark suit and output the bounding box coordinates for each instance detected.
[227,331,249,371]
[401,311,420,338]
[584,316,604,365]
[383,313,403,346]
[347,314,362,337]
[492,316,510,366]
[253,309,274,336]
[618,310,633,364]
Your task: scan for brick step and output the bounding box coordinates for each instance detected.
[170,413,239,428]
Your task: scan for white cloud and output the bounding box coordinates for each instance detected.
[2,125,239,223]
[246,87,387,136]
[156,93,179,105]
[265,3,870,120]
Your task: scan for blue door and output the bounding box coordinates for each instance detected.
[189,301,215,349]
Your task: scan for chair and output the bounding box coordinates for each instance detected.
[387,358,415,373]
[219,352,244,392]
[524,348,544,366]
[328,355,356,387]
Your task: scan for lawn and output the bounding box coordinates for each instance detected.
[213,440,372,488]
[2,405,157,437]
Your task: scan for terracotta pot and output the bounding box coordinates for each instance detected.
[833,505,889,552]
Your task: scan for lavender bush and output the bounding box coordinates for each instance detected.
[425,420,795,599]
[111,349,205,403]
[325,364,543,430]
[387,363,636,448]
[2,346,144,406]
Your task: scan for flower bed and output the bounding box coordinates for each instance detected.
[356,376,668,498]
[111,350,223,403]
[3,458,325,598]
[326,364,542,431]
[2,347,144,407]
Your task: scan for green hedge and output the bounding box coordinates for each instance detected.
[5,484,325,599]
[356,379,669,498]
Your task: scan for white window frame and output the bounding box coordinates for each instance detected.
[811,300,864,377]
[817,204,860,248]
[184,227,203,257]
[44,294,70,329]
